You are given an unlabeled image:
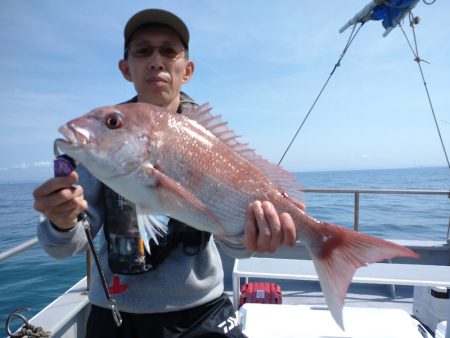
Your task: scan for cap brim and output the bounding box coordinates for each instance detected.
[124,9,189,48]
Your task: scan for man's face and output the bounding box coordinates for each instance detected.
[119,26,194,109]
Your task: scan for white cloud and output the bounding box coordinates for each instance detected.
[0,161,52,171]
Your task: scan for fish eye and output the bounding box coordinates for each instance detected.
[105,113,123,129]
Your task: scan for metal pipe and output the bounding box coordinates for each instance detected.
[447,193,450,243]
[339,1,377,33]
[354,192,360,232]
[446,294,450,338]
[0,237,39,262]
[302,188,449,233]
[303,188,449,195]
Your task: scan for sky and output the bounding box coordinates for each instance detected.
[1,0,449,182]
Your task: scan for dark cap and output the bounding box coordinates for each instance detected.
[124,9,189,48]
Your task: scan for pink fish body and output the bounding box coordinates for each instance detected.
[56,102,419,329]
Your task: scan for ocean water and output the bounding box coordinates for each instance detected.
[0,167,449,332]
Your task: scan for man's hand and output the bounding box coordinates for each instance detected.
[33,171,87,230]
[243,200,301,253]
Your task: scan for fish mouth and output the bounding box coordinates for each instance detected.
[59,124,92,145]
[54,124,93,154]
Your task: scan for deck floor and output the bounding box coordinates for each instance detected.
[225,279,415,313]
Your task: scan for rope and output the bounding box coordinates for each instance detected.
[399,13,450,171]
[5,308,50,337]
[278,22,364,165]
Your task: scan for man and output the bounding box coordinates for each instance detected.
[33,9,298,337]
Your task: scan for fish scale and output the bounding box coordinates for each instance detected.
[152,112,270,236]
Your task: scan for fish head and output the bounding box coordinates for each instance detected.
[55,104,153,180]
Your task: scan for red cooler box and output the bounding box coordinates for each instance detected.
[239,282,282,308]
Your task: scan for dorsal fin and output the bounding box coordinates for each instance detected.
[182,103,304,201]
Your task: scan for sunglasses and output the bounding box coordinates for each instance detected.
[125,43,185,59]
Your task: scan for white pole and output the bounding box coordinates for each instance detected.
[0,237,38,261]
[445,297,449,338]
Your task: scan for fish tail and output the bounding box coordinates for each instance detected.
[304,220,419,330]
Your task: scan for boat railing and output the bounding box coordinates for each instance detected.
[302,188,450,234]
[1,188,449,264]
[0,237,38,262]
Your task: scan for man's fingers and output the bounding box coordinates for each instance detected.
[45,196,88,228]
[243,200,298,253]
[243,202,258,252]
[280,212,296,246]
[34,185,83,212]
[32,171,86,229]
[261,201,282,253]
[33,172,78,198]
[253,201,272,252]
[244,201,272,252]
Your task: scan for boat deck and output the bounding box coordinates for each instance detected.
[19,239,448,338]
[220,239,449,335]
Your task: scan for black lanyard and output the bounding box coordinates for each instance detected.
[54,154,122,327]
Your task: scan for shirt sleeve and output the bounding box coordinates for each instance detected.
[36,165,105,259]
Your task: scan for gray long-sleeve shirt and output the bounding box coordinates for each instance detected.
[37,165,251,313]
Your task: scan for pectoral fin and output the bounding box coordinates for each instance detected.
[136,208,169,254]
[142,164,222,236]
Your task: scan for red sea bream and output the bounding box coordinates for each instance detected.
[55,102,419,329]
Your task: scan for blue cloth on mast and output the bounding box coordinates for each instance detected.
[370,0,418,29]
